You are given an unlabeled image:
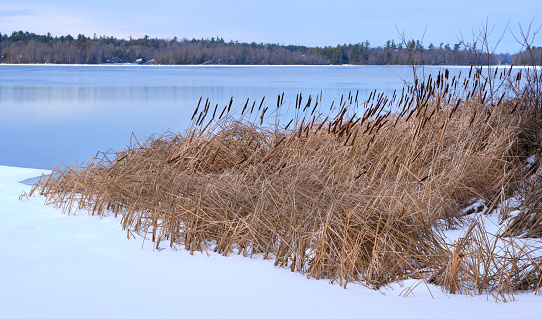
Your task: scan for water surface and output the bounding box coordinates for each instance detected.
[1,65,466,169]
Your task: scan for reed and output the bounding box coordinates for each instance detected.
[29,64,542,299]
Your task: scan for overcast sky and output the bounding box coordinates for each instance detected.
[0,0,540,53]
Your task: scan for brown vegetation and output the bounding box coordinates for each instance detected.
[27,63,542,300]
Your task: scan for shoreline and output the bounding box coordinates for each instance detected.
[2,165,541,316]
[0,63,527,68]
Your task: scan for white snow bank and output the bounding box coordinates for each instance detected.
[0,165,539,319]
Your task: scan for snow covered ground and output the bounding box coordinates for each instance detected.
[1,165,540,319]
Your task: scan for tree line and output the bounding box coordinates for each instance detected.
[1,30,536,66]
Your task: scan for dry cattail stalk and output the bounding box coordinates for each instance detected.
[29,65,542,299]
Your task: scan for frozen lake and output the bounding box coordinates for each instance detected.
[1,64,469,169]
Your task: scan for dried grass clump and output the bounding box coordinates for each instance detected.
[29,66,542,297]
[504,160,542,238]
[504,68,542,239]
[431,218,542,302]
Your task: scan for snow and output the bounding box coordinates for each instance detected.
[0,165,540,319]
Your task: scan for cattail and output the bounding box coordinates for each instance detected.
[195,112,203,126]
[29,63,542,299]
[511,101,519,114]
[219,105,227,119]
[311,101,318,115]
[242,98,249,114]
[260,107,267,125]
[315,117,328,133]
[227,97,233,113]
[192,97,203,120]
[284,119,293,130]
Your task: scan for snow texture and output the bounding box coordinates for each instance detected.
[1,166,540,319]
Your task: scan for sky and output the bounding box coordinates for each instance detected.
[0,0,540,53]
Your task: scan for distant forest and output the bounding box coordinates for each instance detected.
[0,31,540,66]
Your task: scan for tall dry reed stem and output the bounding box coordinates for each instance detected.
[28,65,542,297]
